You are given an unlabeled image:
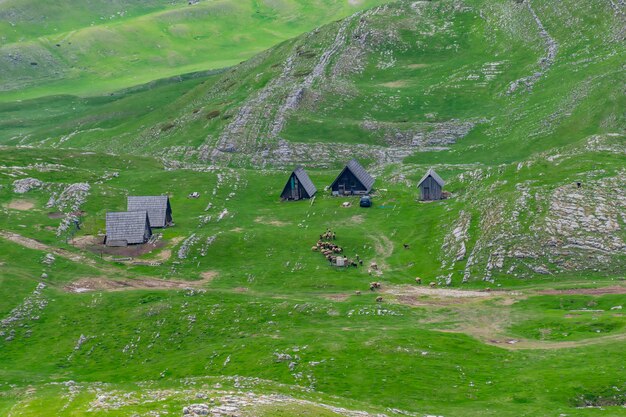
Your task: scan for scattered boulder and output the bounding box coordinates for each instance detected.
[13,178,44,194]
[42,253,55,265]
[183,403,209,416]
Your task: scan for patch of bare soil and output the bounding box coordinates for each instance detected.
[200,270,219,281]
[65,272,218,293]
[231,227,244,232]
[349,215,365,224]
[154,249,172,262]
[6,200,35,211]
[47,212,65,219]
[406,63,429,69]
[255,217,290,227]
[71,235,166,258]
[323,293,351,302]
[385,285,494,305]
[378,80,410,88]
[538,286,626,295]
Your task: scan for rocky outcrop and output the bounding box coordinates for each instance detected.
[507,0,558,94]
[12,177,43,193]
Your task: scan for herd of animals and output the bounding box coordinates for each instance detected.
[311,228,437,302]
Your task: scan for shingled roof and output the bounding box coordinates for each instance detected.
[293,166,317,197]
[337,159,375,192]
[417,169,445,187]
[127,196,171,228]
[105,211,151,245]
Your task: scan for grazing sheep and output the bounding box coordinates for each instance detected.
[312,246,319,251]
[376,296,383,303]
[370,262,378,270]
[415,277,422,284]
[355,290,361,296]
[403,243,410,249]
[429,282,437,288]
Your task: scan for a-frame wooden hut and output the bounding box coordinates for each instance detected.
[127,196,173,228]
[104,211,152,247]
[330,159,375,196]
[417,169,445,201]
[281,166,317,201]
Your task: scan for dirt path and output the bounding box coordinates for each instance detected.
[64,273,218,293]
[383,284,626,350]
[1,230,219,293]
[538,286,626,295]
[0,230,97,266]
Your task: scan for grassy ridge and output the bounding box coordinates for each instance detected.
[0,0,390,100]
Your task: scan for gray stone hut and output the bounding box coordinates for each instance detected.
[417,169,445,201]
[281,166,317,201]
[105,211,152,247]
[330,159,374,196]
[127,196,172,228]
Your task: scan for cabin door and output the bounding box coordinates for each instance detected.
[291,177,299,200]
[423,186,430,200]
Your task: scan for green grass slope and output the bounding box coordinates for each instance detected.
[0,1,625,416]
[0,0,389,100]
[3,0,623,167]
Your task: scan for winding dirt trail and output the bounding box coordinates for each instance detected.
[382,284,626,350]
[0,230,97,266]
[1,230,218,293]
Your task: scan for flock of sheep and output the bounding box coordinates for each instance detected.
[311,229,438,303]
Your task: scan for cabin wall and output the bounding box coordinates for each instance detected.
[106,239,128,247]
[144,224,152,242]
[282,173,313,200]
[166,202,173,225]
[331,170,368,195]
[419,176,442,200]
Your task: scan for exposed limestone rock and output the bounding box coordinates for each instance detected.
[12,177,43,193]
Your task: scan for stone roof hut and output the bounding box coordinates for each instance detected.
[105,211,152,247]
[127,196,172,228]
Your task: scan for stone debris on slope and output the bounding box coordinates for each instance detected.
[12,177,44,193]
[507,0,558,94]
[0,282,48,341]
[453,169,626,283]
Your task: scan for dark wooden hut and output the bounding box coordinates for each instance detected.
[330,159,375,196]
[104,211,152,247]
[281,166,317,201]
[127,196,172,228]
[417,169,445,201]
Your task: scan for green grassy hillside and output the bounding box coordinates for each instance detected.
[0,0,625,416]
[0,0,389,100]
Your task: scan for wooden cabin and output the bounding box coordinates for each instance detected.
[127,196,172,228]
[104,211,152,247]
[330,159,374,196]
[281,166,317,201]
[417,169,445,201]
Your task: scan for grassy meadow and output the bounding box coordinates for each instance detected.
[0,0,625,415]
